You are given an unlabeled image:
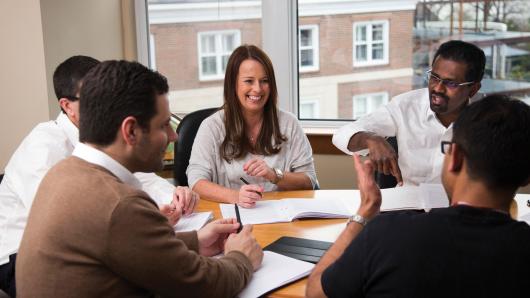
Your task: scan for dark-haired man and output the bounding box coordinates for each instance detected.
[16,60,263,297]
[0,56,196,297]
[333,40,485,186]
[308,95,530,297]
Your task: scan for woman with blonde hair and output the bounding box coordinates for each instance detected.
[187,44,318,207]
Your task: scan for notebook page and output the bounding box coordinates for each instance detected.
[380,186,424,211]
[283,198,354,220]
[419,183,449,210]
[237,251,314,298]
[219,200,290,224]
[515,194,530,221]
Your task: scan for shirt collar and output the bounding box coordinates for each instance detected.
[72,143,142,190]
[56,112,79,147]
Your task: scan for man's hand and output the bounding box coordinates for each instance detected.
[225,225,263,271]
[197,218,240,257]
[365,134,403,186]
[353,154,382,220]
[159,202,182,226]
[243,157,276,182]
[173,186,199,216]
[237,184,263,208]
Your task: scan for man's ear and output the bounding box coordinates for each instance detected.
[469,82,481,99]
[58,98,74,117]
[121,116,139,145]
[447,143,464,173]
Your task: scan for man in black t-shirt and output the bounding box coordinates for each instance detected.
[306,95,530,298]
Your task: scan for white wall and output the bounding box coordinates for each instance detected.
[0,0,50,170]
[0,0,126,171]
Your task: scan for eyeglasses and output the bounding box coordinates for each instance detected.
[426,70,475,90]
[440,141,453,154]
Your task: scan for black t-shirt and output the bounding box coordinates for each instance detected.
[322,205,530,298]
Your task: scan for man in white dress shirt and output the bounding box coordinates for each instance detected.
[332,40,485,186]
[0,56,197,297]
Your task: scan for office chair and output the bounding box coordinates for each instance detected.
[374,136,398,189]
[0,173,4,184]
[173,107,219,186]
[0,289,9,298]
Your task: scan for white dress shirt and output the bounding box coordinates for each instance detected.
[0,113,175,265]
[332,88,454,186]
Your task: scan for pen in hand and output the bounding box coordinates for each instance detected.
[234,203,243,233]
[239,177,263,196]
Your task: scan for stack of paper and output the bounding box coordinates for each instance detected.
[173,211,213,232]
[515,194,530,224]
[237,251,314,298]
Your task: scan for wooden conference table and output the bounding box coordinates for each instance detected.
[197,189,357,298]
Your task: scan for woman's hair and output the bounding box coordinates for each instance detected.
[221,44,286,162]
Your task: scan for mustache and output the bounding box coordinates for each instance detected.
[431,91,449,101]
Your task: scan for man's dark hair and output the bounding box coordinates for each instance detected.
[79,60,169,146]
[53,55,100,113]
[432,40,486,82]
[453,95,530,190]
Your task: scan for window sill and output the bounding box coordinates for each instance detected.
[303,126,343,155]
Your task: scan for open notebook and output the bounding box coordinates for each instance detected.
[220,184,450,225]
[237,251,314,298]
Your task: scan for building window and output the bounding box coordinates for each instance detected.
[299,25,319,72]
[198,30,241,81]
[353,20,389,67]
[300,99,320,119]
[353,92,389,119]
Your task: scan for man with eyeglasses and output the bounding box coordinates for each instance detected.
[308,95,530,297]
[333,40,485,187]
[0,56,198,297]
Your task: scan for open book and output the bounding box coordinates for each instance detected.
[173,211,213,232]
[237,251,314,298]
[220,197,355,225]
[220,184,450,225]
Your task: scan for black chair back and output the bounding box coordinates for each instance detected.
[374,136,398,189]
[173,108,219,186]
[0,174,3,184]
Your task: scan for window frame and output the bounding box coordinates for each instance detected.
[352,20,390,68]
[298,24,320,72]
[352,91,389,120]
[197,29,241,81]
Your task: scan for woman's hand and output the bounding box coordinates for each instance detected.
[243,157,276,182]
[237,184,263,208]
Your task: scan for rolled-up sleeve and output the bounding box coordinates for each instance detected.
[283,112,319,189]
[332,103,398,155]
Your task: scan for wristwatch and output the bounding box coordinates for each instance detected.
[347,214,367,226]
[272,168,284,184]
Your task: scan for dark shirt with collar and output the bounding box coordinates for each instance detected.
[322,205,530,298]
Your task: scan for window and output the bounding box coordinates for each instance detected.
[300,99,320,119]
[139,1,530,125]
[353,21,389,67]
[198,30,241,81]
[353,92,389,120]
[299,25,319,72]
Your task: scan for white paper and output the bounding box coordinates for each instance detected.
[237,251,314,298]
[173,212,213,232]
[419,183,450,210]
[220,198,353,225]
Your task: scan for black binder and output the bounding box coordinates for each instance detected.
[263,236,332,264]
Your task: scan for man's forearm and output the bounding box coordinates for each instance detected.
[347,131,377,152]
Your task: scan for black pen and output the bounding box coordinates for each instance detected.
[234,203,243,233]
[239,177,263,196]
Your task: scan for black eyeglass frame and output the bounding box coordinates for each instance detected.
[440,141,453,154]
[426,70,476,90]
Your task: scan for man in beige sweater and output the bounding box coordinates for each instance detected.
[16,60,263,297]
